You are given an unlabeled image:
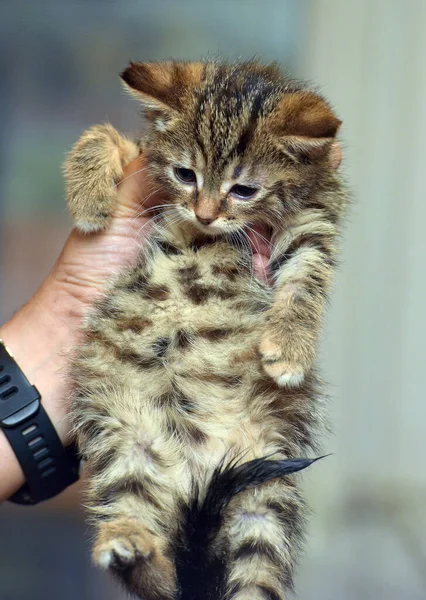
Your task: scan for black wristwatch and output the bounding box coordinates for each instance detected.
[0,340,80,505]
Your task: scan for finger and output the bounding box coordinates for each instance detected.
[116,155,164,215]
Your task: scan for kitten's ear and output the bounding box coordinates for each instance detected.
[120,61,204,115]
[271,92,342,161]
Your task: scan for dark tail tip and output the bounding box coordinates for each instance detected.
[174,454,326,600]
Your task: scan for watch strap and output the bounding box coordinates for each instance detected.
[0,340,80,504]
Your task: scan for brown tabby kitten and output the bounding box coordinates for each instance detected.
[65,61,347,600]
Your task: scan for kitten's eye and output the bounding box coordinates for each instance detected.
[174,167,197,185]
[229,184,258,199]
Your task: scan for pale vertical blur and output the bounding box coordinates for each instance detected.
[297,1,426,598]
[0,1,425,599]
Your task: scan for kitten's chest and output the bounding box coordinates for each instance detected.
[88,238,271,383]
[136,238,271,328]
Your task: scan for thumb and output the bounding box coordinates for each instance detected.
[114,154,164,218]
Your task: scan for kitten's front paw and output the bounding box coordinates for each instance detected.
[66,169,117,234]
[64,124,139,234]
[259,334,306,388]
[72,212,113,234]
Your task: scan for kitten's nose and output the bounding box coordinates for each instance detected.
[196,215,214,226]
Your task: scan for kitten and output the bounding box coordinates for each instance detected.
[65,60,347,600]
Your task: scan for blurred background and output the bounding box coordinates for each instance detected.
[1,0,425,599]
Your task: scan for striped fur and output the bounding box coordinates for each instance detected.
[65,60,348,600]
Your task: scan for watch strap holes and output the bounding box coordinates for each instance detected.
[27,435,43,448]
[0,374,11,387]
[41,466,57,478]
[0,385,18,400]
[22,424,37,436]
[37,456,54,471]
[33,447,49,460]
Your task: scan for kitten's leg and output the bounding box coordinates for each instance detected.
[73,390,177,600]
[64,124,139,232]
[259,209,340,387]
[224,480,305,600]
[86,467,177,600]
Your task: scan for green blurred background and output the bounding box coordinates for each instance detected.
[1,1,425,599]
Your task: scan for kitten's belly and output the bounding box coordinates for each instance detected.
[80,242,274,455]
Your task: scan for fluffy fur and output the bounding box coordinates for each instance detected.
[65,60,348,600]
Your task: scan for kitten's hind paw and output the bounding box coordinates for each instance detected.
[259,335,307,388]
[94,532,152,571]
[92,518,176,600]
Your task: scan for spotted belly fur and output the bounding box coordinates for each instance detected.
[72,235,320,478]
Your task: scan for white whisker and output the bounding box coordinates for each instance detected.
[244,224,272,250]
[114,166,150,188]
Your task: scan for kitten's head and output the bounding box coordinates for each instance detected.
[121,60,341,235]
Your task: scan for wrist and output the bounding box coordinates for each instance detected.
[0,429,25,501]
[0,280,81,502]
[0,272,88,446]
[0,259,90,503]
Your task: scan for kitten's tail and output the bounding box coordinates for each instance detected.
[174,455,322,600]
